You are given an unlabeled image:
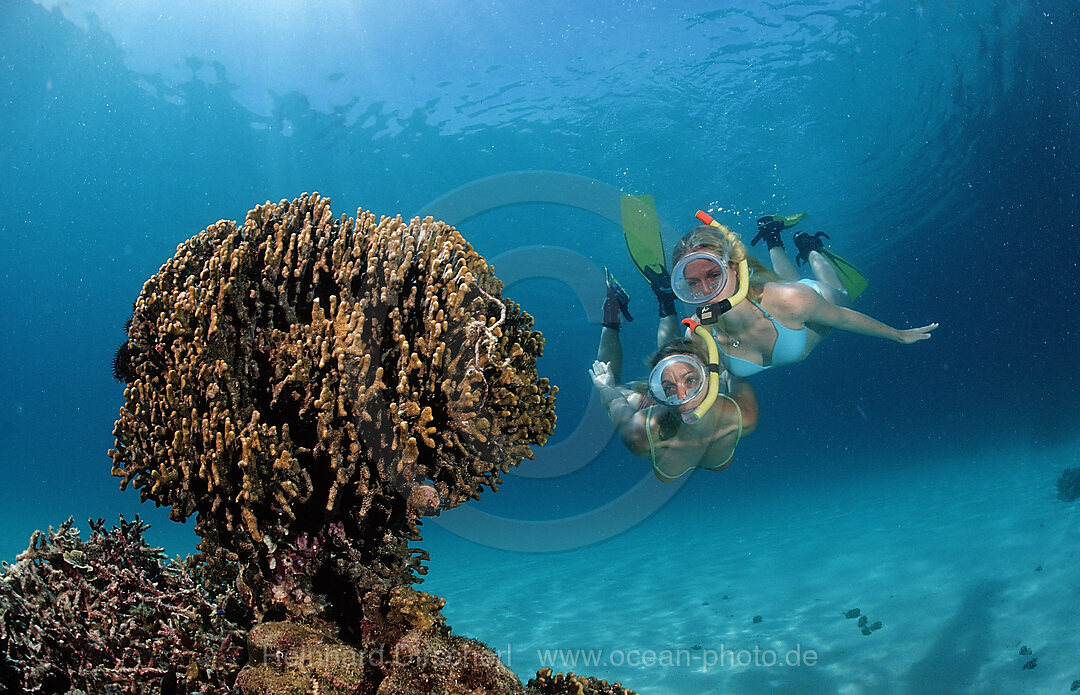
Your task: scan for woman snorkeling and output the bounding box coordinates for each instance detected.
[590,274,758,481]
[669,213,937,377]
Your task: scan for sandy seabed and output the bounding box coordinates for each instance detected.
[424,437,1080,695]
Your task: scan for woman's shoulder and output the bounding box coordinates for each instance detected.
[763,278,816,295]
[622,383,648,410]
[761,280,819,314]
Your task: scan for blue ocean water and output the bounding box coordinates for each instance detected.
[2,0,1078,692]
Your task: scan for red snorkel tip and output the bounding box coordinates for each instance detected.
[681,316,702,332]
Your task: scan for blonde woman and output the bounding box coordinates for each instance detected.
[668,220,937,377]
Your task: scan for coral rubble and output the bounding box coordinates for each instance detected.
[237,620,522,695]
[0,516,245,694]
[528,668,636,695]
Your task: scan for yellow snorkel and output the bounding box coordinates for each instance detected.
[693,211,749,323]
[681,317,722,420]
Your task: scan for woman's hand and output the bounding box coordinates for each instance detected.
[896,323,939,344]
[589,360,616,389]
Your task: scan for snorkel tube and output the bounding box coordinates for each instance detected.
[693,211,750,324]
[681,316,722,421]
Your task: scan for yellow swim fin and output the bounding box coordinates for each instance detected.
[621,194,679,317]
[754,212,808,248]
[794,230,868,301]
[821,249,868,301]
[619,193,667,280]
[779,211,808,228]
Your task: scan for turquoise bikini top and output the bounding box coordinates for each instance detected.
[717,297,807,377]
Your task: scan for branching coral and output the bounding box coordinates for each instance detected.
[107,194,560,691]
[0,517,246,694]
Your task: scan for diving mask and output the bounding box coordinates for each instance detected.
[670,251,730,305]
[648,354,708,407]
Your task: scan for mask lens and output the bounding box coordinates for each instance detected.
[671,251,729,304]
[648,355,707,406]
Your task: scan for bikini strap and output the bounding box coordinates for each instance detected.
[644,405,671,480]
[713,295,773,346]
[704,394,743,470]
[743,265,772,319]
[746,295,774,320]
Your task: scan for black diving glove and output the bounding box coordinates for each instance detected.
[602,269,633,329]
[753,216,786,250]
[793,231,829,267]
[642,266,677,318]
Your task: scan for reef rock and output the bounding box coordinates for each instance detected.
[528,668,637,695]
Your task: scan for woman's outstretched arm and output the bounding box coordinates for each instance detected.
[774,282,938,344]
[590,360,651,455]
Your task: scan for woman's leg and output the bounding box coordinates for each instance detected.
[657,314,681,350]
[769,247,801,281]
[794,232,851,307]
[755,216,801,281]
[807,251,850,307]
